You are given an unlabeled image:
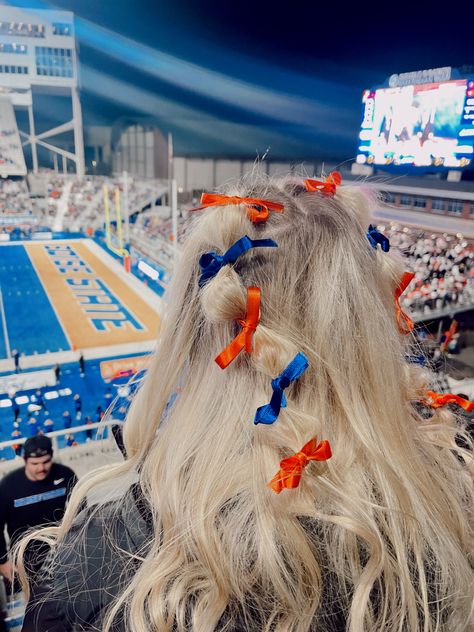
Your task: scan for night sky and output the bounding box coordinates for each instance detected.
[3,0,473,161]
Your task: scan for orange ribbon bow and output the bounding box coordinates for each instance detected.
[268,438,332,494]
[194,193,284,224]
[421,390,474,412]
[215,286,261,369]
[395,271,415,334]
[304,171,342,196]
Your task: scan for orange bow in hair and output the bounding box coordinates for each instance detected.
[215,287,261,369]
[194,194,284,224]
[395,271,415,334]
[268,438,332,494]
[305,171,342,196]
[421,391,474,412]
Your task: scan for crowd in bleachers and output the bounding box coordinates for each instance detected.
[63,175,166,234]
[0,174,472,317]
[0,127,24,172]
[0,358,135,461]
[0,177,50,237]
[387,225,474,316]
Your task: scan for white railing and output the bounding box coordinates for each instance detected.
[0,420,125,479]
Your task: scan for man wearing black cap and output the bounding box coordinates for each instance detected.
[0,436,77,585]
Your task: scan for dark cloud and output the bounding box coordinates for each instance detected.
[4,0,473,160]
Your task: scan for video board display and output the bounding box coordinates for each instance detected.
[357,79,474,170]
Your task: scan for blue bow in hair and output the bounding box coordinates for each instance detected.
[198,235,277,287]
[367,225,390,252]
[254,352,309,425]
[406,354,426,367]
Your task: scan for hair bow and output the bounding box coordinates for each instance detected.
[193,193,284,224]
[304,171,342,196]
[198,236,277,287]
[405,354,426,367]
[367,225,390,252]
[215,287,260,369]
[268,438,332,494]
[254,352,309,425]
[421,391,474,412]
[395,271,415,334]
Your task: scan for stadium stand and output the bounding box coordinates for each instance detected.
[0,97,26,178]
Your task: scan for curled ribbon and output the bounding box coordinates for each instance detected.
[304,171,342,196]
[215,286,261,369]
[268,438,332,494]
[254,352,309,425]
[421,391,474,412]
[367,225,390,252]
[395,271,415,334]
[193,193,284,224]
[198,236,277,288]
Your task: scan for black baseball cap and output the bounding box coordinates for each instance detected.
[23,436,53,459]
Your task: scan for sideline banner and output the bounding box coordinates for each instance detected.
[100,354,151,380]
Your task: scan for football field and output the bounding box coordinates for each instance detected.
[0,239,161,359]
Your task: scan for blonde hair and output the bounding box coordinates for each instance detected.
[17,174,473,631]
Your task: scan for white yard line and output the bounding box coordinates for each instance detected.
[0,286,11,359]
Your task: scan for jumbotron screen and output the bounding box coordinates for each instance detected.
[357,79,474,170]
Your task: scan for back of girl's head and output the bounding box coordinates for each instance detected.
[23,171,473,632]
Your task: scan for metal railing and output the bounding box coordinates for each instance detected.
[0,420,124,479]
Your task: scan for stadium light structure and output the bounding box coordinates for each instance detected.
[103,182,130,272]
[0,6,85,176]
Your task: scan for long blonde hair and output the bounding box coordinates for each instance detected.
[17,173,473,631]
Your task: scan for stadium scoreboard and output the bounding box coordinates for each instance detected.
[357,67,474,171]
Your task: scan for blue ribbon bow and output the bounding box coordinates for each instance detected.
[406,354,426,367]
[367,225,390,252]
[198,235,278,287]
[254,352,309,425]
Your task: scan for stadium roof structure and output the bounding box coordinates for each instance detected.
[0,5,84,176]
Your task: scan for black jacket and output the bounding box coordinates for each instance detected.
[0,463,77,564]
[22,486,347,632]
[22,485,150,632]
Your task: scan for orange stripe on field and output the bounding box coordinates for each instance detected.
[26,241,160,350]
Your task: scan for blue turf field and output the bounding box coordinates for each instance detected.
[0,245,70,358]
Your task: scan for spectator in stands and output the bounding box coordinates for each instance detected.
[54,363,61,384]
[42,418,54,434]
[34,390,47,415]
[12,349,20,373]
[12,400,20,422]
[73,394,82,421]
[18,174,473,631]
[65,434,77,448]
[0,436,76,588]
[62,411,72,430]
[78,352,85,377]
[10,428,22,457]
[27,415,40,437]
[95,405,103,422]
[84,416,94,441]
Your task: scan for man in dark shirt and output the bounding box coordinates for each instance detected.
[0,436,77,585]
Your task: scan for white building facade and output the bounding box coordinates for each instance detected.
[0,6,84,176]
